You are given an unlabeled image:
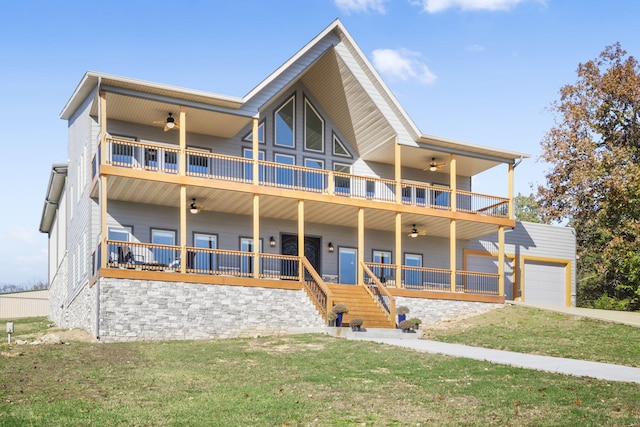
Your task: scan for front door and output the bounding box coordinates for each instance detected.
[281,234,321,278]
[339,247,357,285]
[404,253,423,288]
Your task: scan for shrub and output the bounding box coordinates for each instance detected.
[349,318,363,327]
[332,303,349,314]
[409,317,422,326]
[399,319,414,330]
[397,306,410,315]
[327,312,337,320]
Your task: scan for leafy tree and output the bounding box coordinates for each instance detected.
[514,193,543,223]
[537,43,640,310]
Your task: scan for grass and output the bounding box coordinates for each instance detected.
[424,305,640,367]
[0,314,638,426]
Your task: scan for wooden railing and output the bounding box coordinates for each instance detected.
[106,240,181,271]
[364,262,396,285]
[103,138,510,218]
[362,263,396,324]
[300,257,333,318]
[400,266,452,292]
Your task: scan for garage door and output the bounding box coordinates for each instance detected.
[523,260,567,306]
[465,255,514,300]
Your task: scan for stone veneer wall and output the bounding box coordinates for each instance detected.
[98,278,326,342]
[395,297,502,325]
[48,255,67,327]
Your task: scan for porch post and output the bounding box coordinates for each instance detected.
[450,219,457,292]
[253,194,260,279]
[498,225,505,297]
[99,90,108,271]
[179,106,186,176]
[298,200,305,280]
[358,207,365,285]
[395,212,402,288]
[394,138,402,204]
[508,163,515,220]
[450,154,457,212]
[179,185,187,274]
[252,116,259,186]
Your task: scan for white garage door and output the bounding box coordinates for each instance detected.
[465,255,514,300]
[524,260,567,306]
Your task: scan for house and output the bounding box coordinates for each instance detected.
[39,19,575,342]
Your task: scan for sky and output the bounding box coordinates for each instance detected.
[0,0,638,286]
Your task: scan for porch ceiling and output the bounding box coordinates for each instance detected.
[105,177,500,240]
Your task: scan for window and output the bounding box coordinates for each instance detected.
[243,148,265,181]
[333,134,351,157]
[275,153,295,187]
[304,99,324,152]
[152,229,177,266]
[275,96,295,148]
[373,250,392,281]
[304,158,324,191]
[334,163,351,195]
[111,135,136,166]
[240,237,262,275]
[107,226,132,264]
[404,253,423,288]
[242,121,265,144]
[193,233,217,273]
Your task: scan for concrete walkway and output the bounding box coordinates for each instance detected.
[347,305,640,384]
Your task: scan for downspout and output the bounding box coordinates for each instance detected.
[95,76,102,341]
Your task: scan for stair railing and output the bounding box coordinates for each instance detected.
[362,262,396,325]
[301,257,334,319]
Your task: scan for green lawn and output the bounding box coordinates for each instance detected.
[0,315,639,426]
[424,305,640,367]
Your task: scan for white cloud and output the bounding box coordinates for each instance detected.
[372,48,437,85]
[334,0,388,14]
[466,44,486,52]
[415,0,543,13]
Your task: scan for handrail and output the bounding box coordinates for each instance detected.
[362,263,396,324]
[300,256,334,317]
[103,138,510,218]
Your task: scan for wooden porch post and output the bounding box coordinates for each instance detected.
[179,185,187,273]
[508,163,515,220]
[179,106,186,176]
[298,200,305,280]
[252,116,259,186]
[450,154,457,212]
[498,225,505,297]
[99,90,108,270]
[394,138,402,204]
[358,208,365,285]
[395,212,402,288]
[450,219,457,292]
[253,194,260,279]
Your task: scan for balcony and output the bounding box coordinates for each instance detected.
[99,241,500,297]
[99,137,510,219]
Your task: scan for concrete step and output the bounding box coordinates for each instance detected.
[326,327,424,340]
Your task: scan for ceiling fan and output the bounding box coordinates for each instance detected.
[408,224,427,238]
[153,112,180,132]
[424,157,446,172]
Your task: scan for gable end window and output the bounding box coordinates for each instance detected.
[333,133,352,158]
[275,95,295,148]
[304,98,324,152]
[242,120,265,144]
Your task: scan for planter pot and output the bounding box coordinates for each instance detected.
[328,319,336,327]
[413,324,420,330]
[336,312,344,327]
[351,325,361,332]
[397,314,406,328]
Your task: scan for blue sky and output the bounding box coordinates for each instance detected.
[1,0,638,286]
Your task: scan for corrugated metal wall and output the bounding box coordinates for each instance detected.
[0,290,49,319]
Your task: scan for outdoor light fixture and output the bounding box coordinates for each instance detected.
[269,236,276,247]
[190,198,199,214]
[327,242,335,253]
[409,225,419,239]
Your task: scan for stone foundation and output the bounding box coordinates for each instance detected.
[395,296,502,325]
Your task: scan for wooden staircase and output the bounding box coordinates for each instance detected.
[327,284,396,328]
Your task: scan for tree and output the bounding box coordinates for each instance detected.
[514,193,543,223]
[537,43,640,310]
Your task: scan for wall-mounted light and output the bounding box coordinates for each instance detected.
[190,198,199,214]
[269,236,276,247]
[327,242,334,253]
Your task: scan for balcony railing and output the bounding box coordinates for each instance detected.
[104,137,509,217]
